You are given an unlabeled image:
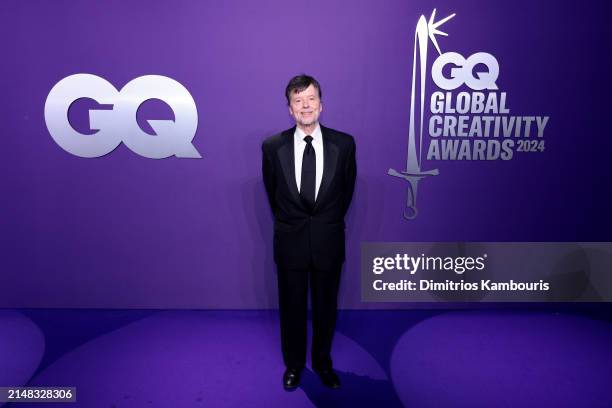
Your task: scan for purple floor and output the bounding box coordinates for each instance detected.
[1,307,611,408]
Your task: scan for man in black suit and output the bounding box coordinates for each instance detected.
[262,75,356,390]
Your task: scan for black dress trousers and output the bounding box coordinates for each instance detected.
[277,263,341,371]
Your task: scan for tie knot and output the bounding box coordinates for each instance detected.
[304,135,313,144]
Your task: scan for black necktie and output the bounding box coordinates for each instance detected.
[300,135,316,208]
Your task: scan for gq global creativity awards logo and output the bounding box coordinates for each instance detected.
[389,10,550,220]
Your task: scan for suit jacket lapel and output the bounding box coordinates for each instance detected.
[314,125,338,212]
[277,127,309,211]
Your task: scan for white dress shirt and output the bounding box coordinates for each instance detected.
[294,124,324,200]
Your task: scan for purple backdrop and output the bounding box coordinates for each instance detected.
[1,0,610,308]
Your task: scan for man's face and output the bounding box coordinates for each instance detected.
[288,84,322,128]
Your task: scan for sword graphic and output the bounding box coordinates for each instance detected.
[388,9,455,220]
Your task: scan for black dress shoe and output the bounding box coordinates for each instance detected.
[283,368,302,390]
[314,368,341,389]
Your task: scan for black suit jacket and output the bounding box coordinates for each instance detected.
[262,125,357,270]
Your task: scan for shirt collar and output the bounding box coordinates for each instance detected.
[294,123,322,144]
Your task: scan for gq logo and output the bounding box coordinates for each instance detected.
[431,52,499,90]
[44,74,200,158]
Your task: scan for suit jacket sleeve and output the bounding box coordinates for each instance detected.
[262,143,276,213]
[343,138,357,215]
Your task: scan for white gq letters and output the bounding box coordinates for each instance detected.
[45,74,200,159]
[431,52,499,91]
